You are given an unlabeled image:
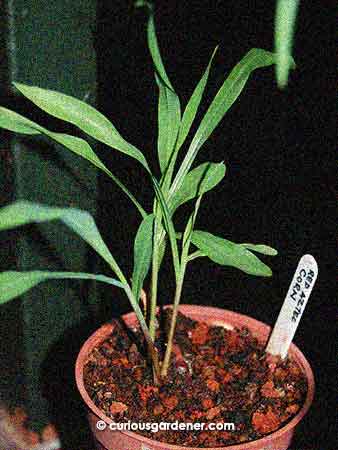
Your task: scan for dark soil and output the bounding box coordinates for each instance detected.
[83,310,307,447]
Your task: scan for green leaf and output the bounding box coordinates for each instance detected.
[144,6,181,174]
[170,162,226,214]
[240,243,278,256]
[146,11,173,90]
[156,74,181,174]
[187,250,205,262]
[157,235,167,268]
[181,195,202,266]
[275,0,299,89]
[0,271,123,305]
[0,107,147,218]
[0,201,120,274]
[151,177,180,279]
[176,46,218,152]
[132,214,154,302]
[13,83,150,171]
[169,48,293,198]
[191,231,273,276]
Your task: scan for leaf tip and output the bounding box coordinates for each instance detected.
[12,81,25,91]
[134,0,153,12]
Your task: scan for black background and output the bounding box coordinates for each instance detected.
[92,2,335,449]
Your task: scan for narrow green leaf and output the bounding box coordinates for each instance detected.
[132,214,154,302]
[181,195,202,266]
[176,46,218,152]
[169,48,294,198]
[141,5,181,174]
[170,162,226,214]
[146,12,173,90]
[0,107,146,218]
[157,236,167,268]
[13,83,150,171]
[0,271,123,305]
[187,250,205,262]
[155,74,181,174]
[151,177,180,279]
[0,201,120,273]
[191,231,273,276]
[275,0,299,89]
[189,49,276,151]
[240,243,278,256]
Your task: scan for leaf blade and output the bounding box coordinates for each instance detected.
[170,161,226,214]
[0,201,119,272]
[13,83,150,171]
[151,177,180,279]
[132,214,154,302]
[0,271,123,305]
[169,48,294,198]
[155,74,181,174]
[176,46,218,152]
[240,243,278,256]
[0,107,147,218]
[146,12,173,90]
[141,6,181,175]
[191,231,273,276]
[274,0,299,88]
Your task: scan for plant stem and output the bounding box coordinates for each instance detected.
[123,283,161,379]
[160,195,202,377]
[149,222,160,341]
[112,259,161,380]
[160,271,185,377]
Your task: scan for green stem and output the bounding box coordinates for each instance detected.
[149,219,160,341]
[112,262,161,380]
[160,195,202,377]
[124,283,161,378]
[160,270,185,377]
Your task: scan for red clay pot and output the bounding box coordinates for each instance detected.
[75,305,315,450]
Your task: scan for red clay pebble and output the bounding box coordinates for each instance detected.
[252,406,281,434]
[289,364,302,377]
[42,424,59,441]
[190,410,204,420]
[133,367,143,381]
[201,398,214,410]
[190,322,209,345]
[12,407,28,424]
[110,401,128,414]
[261,380,282,398]
[274,367,288,381]
[217,368,233,383]
[138,385,158,403]
[118,356,132,368]
[153,403,165,416]
[218,430,232,441]
[161,395,179,410]
[206,379,220,392]
[97,356,109,367]
[202,366,216,378]
[26,431,40,445]
[206,405,222,420]
[225,331,245,352]
[286,403,300,415]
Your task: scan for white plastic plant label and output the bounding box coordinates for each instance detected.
[266,254,318,359]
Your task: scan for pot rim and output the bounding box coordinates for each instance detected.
[75,304,315,450]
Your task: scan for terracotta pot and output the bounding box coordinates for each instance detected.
[75,305,315,450]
